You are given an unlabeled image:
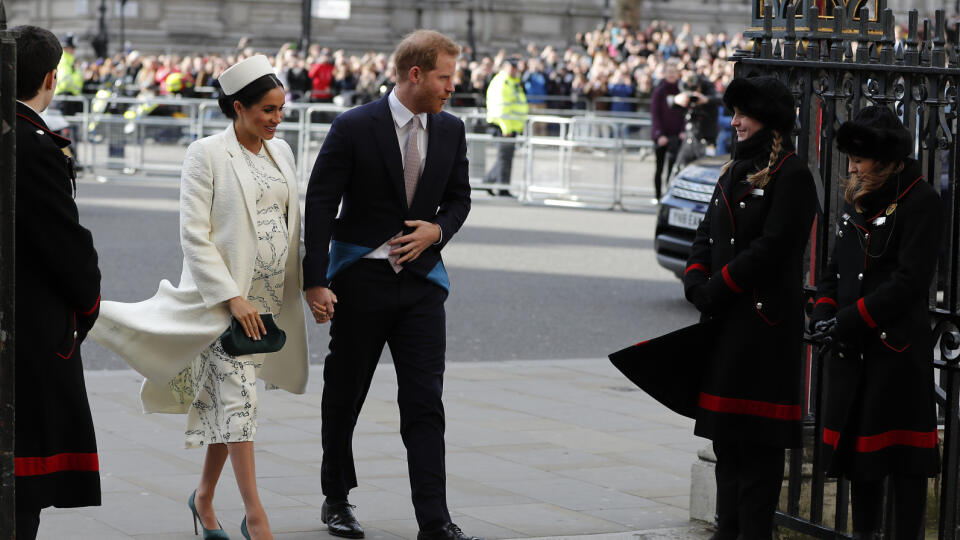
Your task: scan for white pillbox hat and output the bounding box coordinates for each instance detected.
[218,55,274,95]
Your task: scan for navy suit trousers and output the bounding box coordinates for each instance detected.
[320,259,451,529]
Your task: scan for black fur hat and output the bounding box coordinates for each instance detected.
[722,76,796,135]
[835,105,912,162]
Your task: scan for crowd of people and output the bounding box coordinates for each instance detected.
[15,15,951,540]
[60,21,746,114]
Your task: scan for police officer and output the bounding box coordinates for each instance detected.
[54,33,83,115]
[810,106,941,539]
[483,57,528,196]
[683,76,817,540]
[12,25,102,539]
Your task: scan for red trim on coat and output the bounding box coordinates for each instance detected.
[823,427,938,452]
[685,263,709,276]
[16,112,73,145]
[718,185,736,233]
[721,265,743,293]
[866,175,925,222]
[56,313,77,360]
[634,339,650,347]
[15,452,99,477]
[753,290,780,326]
[698,392,802,420]
[815,297,838,309]
[769,151,797,174]
[81,294,101,317]
[857,298,878,328]
[880,338,911,353]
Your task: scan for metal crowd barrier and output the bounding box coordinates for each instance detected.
[52,94,656,210]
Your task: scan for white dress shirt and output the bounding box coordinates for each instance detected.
[363,91,429,260]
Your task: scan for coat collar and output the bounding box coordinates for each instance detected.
[16,101,72,149]
[221,123,300,235]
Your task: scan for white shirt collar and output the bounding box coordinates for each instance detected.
[16,100,41,116]
[388,91,428,129]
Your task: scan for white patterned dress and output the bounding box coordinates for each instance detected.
[175,143,290,448]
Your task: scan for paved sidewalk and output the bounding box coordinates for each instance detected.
[40,359,714,540]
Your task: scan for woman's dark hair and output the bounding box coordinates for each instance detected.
[12,25,62,100]
[217,73,283,119]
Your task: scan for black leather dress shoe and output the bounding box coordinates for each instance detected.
[321,501,364,538]
[417,522,485,540]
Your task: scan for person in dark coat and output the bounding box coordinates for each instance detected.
[810,105,942,539]
[649,60,685,202]
[683,76,817,540]
[12,25,102,539]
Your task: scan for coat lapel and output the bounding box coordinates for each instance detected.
[223,125,259,231]
[369,96,408,210]
[413,113,443,209]
[262,136,300,242]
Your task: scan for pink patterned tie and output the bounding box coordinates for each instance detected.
[403,116,422,207]
[387,116,422,273]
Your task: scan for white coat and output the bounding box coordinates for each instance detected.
[91,124,309,413]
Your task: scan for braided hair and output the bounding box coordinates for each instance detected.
[718,130,784,188]
[746,130,783,188]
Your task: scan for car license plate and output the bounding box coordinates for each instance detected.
[667,208,704,230]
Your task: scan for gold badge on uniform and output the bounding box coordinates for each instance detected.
[886,203,897,216]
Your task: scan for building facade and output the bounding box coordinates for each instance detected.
[6,0,941,57]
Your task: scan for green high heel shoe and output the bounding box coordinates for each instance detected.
[240,515,250,540]
[188,490,230,539]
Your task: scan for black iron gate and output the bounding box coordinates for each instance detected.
[734,1,960,538]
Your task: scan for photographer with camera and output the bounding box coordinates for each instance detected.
[670,71,722,167]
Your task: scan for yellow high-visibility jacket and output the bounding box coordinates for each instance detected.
[485,71,528,135]
[55,51,83,96]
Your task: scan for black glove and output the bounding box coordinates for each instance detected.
[688,285,712,315]
[809,316,838,344]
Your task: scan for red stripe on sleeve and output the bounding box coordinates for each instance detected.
[685,264,708,276]
[15,452,99,477]
[823,427,841,448]
[721,265,743,293]
[857,298,878,328]
[81,294,101,317]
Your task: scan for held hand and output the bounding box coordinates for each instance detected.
[305,286,337,324]
[809,317,839,344]
[227,297,266,340]
[388,220,442,264]
[657,135,669,147]
[672,92,691,108]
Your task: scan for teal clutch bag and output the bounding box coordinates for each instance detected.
[219,313,286,356]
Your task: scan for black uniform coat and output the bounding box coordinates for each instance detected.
[811,159,941,480]
[14,102,102,510]
[682,129,817,448]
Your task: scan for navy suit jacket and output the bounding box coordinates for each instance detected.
[303,93,471,291]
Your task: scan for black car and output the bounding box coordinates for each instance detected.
[654,156,726,278]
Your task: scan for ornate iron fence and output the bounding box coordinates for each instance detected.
[735,2,960,538]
